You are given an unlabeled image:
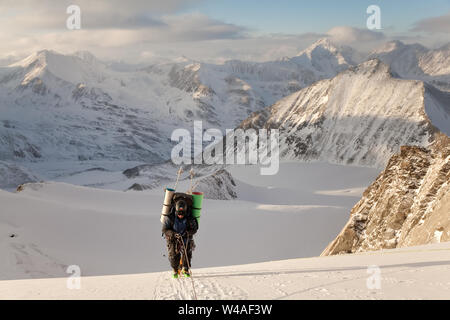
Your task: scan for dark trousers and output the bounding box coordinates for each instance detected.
[166,237,195,271]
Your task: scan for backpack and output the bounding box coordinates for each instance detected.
[161,192,193,226]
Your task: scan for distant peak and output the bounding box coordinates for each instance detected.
[174,55,191,63]
[10,49,103,71]
[296,37,354,58]
[306,38,338,51]
[293,37,355,67]
[10,49,62,68]
[353,58,391,75]
[73,51,98,63]
[35,49,59,57]
[371,41,404,55]
[34,49,64,61]
[313,37,334,46]
[373,40,428,54]
[387,40,405,47]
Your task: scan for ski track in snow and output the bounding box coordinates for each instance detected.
[1,242,450,299]
[154,271,248,300]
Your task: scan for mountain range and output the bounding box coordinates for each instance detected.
[240,59,449,167]
[0,38,449,186]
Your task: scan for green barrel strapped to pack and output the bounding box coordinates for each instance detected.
[191,192,204,225]
[160,188,203,225]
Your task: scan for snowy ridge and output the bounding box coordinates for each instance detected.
[164,38,355,127]
[0,161,40,189]
[239,59,449,168]
[369,40,450,91]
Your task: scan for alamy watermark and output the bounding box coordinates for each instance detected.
[366,265,382,290]
[66,265,81,290]
[66,5,81,30]
[366,5,381,30]
[171,121,280,175]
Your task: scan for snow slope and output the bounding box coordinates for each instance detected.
[1,242,449,299]
[0,50,193,164]
[239,59,449,168]
[369,40,450,92]
[0,161,40,190]
[0,162,379,280]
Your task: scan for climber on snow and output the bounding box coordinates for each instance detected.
[162,196,199,278]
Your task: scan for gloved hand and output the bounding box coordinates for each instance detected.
[174,233,182,240]
[165,230,175,240]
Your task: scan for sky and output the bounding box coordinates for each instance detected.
[187,0,450,35]
[0,0,449,64]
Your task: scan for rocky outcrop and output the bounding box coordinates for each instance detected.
[193,169,237,200]
[322,133,450,255]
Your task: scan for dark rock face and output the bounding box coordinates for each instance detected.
[322,133,450,255]
[127,183,152,191]
[194,169,237,200]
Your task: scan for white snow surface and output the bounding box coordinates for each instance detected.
[2,164,449,300]
[1,242,449,299]
[0,162,379,281]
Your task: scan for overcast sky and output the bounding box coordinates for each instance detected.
[0,0,449,63]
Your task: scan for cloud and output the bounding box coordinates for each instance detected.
[0,0,246,42]
[326,26,385,44]
[0,1,446,65]
[410,12,450,33]
[160,13,248,41]
[0,10,249,62]
[0,0,202,30]
[0,0,200,15]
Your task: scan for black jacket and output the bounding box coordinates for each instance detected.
[162,206,198,240]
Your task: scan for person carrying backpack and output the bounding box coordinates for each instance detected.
[162,196,199,278]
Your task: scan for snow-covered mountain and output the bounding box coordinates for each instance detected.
[239,59,450,168]
[0,49,199,164]
[322,133,450,255]
[369,40,450,92]
[0,39,354,168]
[0,39,449,190]
[154,38,355,126]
